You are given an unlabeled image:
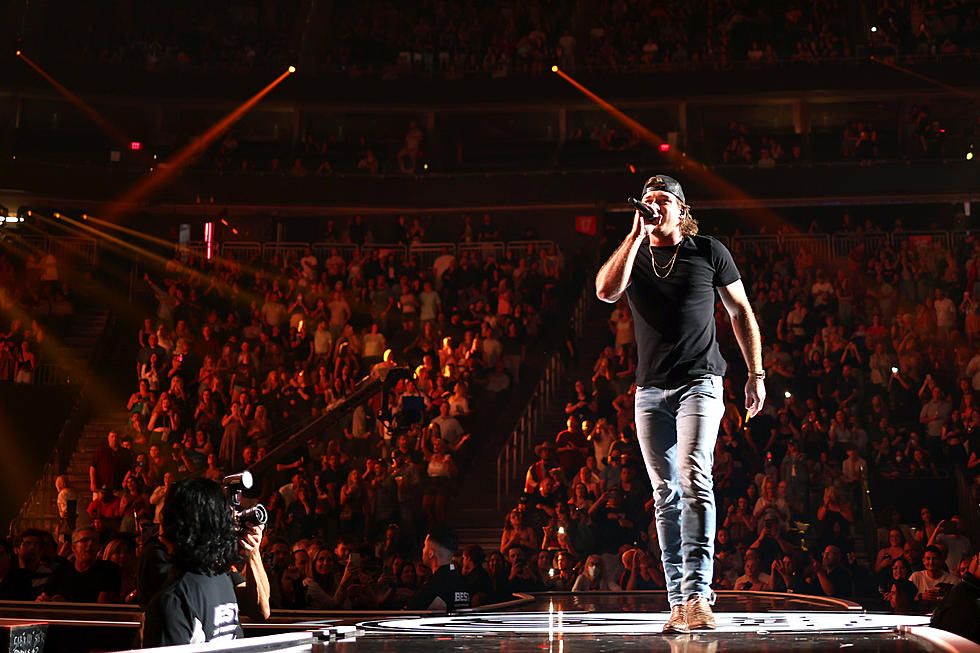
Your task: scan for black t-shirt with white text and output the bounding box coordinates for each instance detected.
[626,235,740,387]
[142,571,243,646]
[407,563,471,613]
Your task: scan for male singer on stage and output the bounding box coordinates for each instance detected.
[596,175,765,633]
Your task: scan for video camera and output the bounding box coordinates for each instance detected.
[222,471,268,535]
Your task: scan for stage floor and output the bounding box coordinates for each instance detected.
[328,593,957,653]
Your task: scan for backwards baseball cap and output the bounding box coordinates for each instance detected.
[642,175,686,204]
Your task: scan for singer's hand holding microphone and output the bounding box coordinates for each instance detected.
[627,196,658,237]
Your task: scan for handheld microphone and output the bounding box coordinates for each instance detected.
[627,197,657,223]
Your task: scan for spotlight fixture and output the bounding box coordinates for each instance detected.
[551,65,559,73]
[288,65,296,74]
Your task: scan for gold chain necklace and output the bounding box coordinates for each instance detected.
[649,239,682,278]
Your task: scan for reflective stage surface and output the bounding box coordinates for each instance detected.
[333,593,954,653]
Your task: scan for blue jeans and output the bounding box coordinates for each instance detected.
[634,375,724,606]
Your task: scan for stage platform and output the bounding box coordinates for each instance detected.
[326,593,967,653]
[5,591,976,653]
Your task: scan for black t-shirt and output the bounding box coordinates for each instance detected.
[822,565,853,598]
[462,567,494,601]
[45,560,121,602]
[407,563,471,613]
[626,235,740,387]
[142,571,243,646]
[0,568,34,600]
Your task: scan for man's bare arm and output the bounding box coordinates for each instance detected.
[595,211,647,303]
[718,278,766,418]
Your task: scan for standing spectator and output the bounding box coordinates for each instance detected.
[89,431,133,497]
[933,289,957,339]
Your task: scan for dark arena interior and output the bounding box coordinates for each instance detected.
[1,1,980,652]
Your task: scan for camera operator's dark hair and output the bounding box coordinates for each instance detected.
[161,478,237,576]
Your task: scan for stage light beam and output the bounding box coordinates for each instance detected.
[16,51,130,146]
[103,67,295,221]
[552,66,775,220]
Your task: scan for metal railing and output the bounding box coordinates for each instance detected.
[495,281,591,509]
[11,235,99,267]
[172,230,975,271]
[174,239,563,265]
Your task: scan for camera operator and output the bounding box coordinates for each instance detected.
[141,477,270,647]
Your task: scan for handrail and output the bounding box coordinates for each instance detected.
[10,385,88,537]
[10,311,117,536]
[496,280,592,509]
[858,474,879,567]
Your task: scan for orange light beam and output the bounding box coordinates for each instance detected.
[552,66,667,149]
[104,67,295,221]
[17,51,131,146]
[551,66,776,216]
[869,56,979,100]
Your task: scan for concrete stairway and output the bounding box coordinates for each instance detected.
[452,298,614,554]
[12,308,118,534]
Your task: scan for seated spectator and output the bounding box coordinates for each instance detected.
[38,527,120,603]
[486,550,511,601]
[407,528,470,612]
[816,545,853,598]
[504,543,543,593]
[748,517,796,570]
[544,550,578,591]
[620,547,664,590]
[572,553,621,591]
[87,485,124,532]
[13,529,53,599]
[752,477,791,531]
[875,528,908,576]
[931,554,980,640]
[301,547,341,609]
[499,508,539,553]
[735,551,773,591]
[460,544,492,606]
[101,537,138,603]
[910,545,959,605]
[0,538,32,600]
[888,578,919,614]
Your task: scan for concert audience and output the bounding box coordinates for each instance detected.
[6,213,980,615]
[30,0,978,80]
